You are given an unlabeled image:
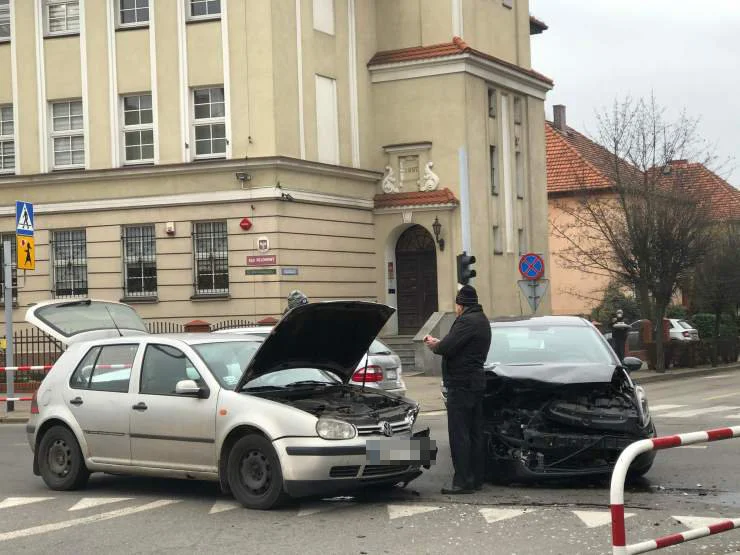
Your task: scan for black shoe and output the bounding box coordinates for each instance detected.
[441,486,474,495]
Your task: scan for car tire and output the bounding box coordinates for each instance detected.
[37,425,90,491]
[226,434,289,510]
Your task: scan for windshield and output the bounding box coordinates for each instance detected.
[678,321,693,330]
[368,339,392,355]
[193,341,262,389]
[242,368,342,391]
[487,325,614,366]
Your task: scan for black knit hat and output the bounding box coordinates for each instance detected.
[455,285,478,306]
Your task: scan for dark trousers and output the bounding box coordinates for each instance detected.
[446,388,485,489]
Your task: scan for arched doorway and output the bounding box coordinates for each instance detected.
[395,225,438,334]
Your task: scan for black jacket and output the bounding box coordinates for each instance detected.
[433,304,492,390]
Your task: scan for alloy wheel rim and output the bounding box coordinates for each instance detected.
[48,438,72,477]
[239,449,271,495]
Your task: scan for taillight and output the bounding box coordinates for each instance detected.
[30,391,39,415]
[351,365,384,383]
[682,331,690,338]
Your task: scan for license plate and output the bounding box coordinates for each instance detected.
[385,369,397,380]
[366,437,436,465]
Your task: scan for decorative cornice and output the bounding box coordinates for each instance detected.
[382,142,433,154]
[0,156,383,188]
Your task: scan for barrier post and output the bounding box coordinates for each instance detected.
[3,239,14,413]
[610,427,740,554]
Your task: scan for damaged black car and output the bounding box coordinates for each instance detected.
[443,316,656,482]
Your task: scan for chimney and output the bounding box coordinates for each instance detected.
[553,105,566,132]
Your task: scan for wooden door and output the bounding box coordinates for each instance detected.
[395,226,438,334]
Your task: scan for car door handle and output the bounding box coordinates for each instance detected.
[69,397,83,406]
[132,402,148,412]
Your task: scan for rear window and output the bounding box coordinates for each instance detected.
[35,300,147,338]
[678,321,693,329]
[368,340,392,355]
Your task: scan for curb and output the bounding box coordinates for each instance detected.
[634,363,740,385]
[0,416,29,424]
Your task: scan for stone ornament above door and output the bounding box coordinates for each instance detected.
[380,142,435,194]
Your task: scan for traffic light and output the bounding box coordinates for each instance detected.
[456,252,477,285]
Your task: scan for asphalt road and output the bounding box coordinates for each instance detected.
[2,373,740,554]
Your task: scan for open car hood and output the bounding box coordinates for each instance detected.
[488,362,618,385]
[25,299,148,347]
[236,301,395,389]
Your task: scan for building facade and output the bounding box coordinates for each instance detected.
[0,0,552,338]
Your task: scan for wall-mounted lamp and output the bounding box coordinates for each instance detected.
[432,216,445,251]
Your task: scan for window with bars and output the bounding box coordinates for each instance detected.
[0,234,17,305]
[488,88,496,118]
[45,0,80,35]
[0,105,13,173]
[51,229,88,298]
[189,0,221,19]
[119,0,149,26]
[122,94,154,164]
[51,100,84,169]
[515,151,525,199]
[0,0,10,40]
[513,96,523,124]
[192,221,228,296]
[122,225,157,297]
[192,87,226,159]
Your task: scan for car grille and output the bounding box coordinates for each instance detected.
[329,465,360,478]
[362,464,410,477]
[356,419,412,436]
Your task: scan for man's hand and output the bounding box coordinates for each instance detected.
[424,335,440,350]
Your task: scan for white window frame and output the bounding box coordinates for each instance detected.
[0,0,10,42]
[312,0,335,35]
[118,0,150,28]
[187,0,221,21]
[490,145,498,196]
[122,224,157,298]
[315,74,339,165]
[50,99,85,170]
[51,229,88,299]
[0,104,14,174]
[44,0,80,36]
[191,86,226,161]
[121,93,154,165]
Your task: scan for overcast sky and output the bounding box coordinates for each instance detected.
[530,0,740,185]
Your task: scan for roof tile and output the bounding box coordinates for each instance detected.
[374,188,459,209]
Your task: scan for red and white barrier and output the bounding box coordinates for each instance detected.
[611,426,740,554]
[0,365,53,373]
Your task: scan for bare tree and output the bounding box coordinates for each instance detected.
[551,96,717,370]
[690,224,740,365]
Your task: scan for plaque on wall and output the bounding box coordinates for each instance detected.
[399,155,420,188]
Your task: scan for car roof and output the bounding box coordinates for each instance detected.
[490,315,591,327]
[71,333,266,348]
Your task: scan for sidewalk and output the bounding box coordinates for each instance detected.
[2,362,739,423]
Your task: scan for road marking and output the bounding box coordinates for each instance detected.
[649,404,686,413]
[0,500,179,542]
[208,501,242,514]
[660,405,740,418]
[68,497,132,512]
[705,392,740,401]
[726,414,740,419]
[0,497,54,510]
[701,375,734,380]
[421,410,447,416]
[479,507,535,524]
[298,500,356,517]
[673,515,728,529]
[573,510,634,528]
[677,445,708,449]
[387,504,441,520]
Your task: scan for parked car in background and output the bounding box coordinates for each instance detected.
[25,299,432,510]
[219,328,406,395]
[668,319,700,342]
[442,316,655,482]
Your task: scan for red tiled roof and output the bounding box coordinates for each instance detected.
[654,161,740,222]
[368,37,553,86]
[374,188,459,209]
[546,122,740,221]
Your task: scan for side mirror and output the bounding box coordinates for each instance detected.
[175,379,208,398]
[621,357,643,374]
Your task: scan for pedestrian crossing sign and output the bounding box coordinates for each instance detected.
[15,201,34,237]
[17,235,35,271]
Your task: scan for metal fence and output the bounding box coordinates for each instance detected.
[146,320,185,334]
[211,319,256,331]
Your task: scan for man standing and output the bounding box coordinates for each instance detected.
[424,284,491,494]
[283,290,309,315]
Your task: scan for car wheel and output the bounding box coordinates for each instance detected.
[226,434,289,510]
[38,425,90,491]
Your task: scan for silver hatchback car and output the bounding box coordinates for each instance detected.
[25,299,434,510]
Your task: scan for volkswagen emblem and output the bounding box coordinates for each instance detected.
[379,421,393,437]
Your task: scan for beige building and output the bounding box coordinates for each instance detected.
[0,0,552,355]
